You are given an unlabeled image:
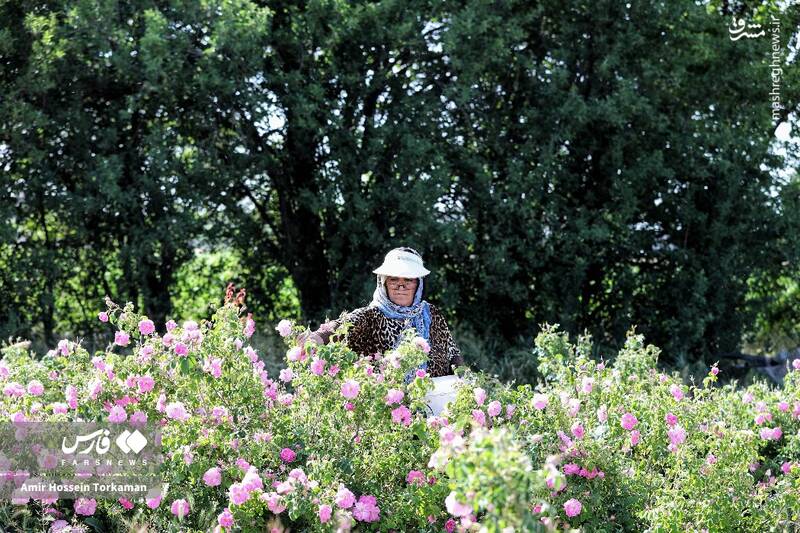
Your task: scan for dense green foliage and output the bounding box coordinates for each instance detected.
[1,0,799,372]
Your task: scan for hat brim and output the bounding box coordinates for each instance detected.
[373,265,430,278]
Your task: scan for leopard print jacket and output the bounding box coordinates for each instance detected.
[311,305,464,377]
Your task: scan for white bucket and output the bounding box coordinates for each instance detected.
[424,375,462,417]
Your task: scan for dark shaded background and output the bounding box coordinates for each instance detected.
[2,0,799,382]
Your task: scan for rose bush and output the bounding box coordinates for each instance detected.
[0,296,798,532]
[443,325,800,531]
[0,295,555,532]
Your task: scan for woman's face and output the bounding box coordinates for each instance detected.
[385,276,419,306]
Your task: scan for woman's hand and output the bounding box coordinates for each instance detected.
[450,354,466,371]
[297,331,325,347]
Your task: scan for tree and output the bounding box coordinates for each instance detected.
[1,0,798,370]
[0,0,270,347]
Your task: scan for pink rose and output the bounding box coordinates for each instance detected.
[26,380,44,396]
[335,485,355,509]
[137,345,154,363]
[341,380,360,400]
[118,497,134,510]
[145,493,162,509]
[203,358,223,378]
[669,384,684,401]
[473,387,487,406]
[310,358,326,376]
[265,492,286,514]
[275,320,293,337]
[228,483,250,505]
[74,498,97,516]
[391,405,412,426]
[621,412,638,430]
[280,448,296,463]
[445,491,472,517]
[353,494,380,522]
[203,467,222,487]
[318,504,332,523]
[107,405,127,424]
[286,346,303,361]
[137,375,155,393]
[532,393,548,410]
[65,384,78,409]
[406,470,425,485]
[385,389,404,405]
[218,507,234,527]
[57,339,70,356]
[668,425,687,448]
[242,467,263,492]
[413,337,431,353]
[564,498,582,518]
[114,331,130,347]
[165,402,189,421]
[170,499,190,519]
[138,319,155,335]
[243,315,255,338]
[130,410,148,427]
[4,382,25,397]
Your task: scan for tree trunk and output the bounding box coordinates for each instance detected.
[142,242,175,327]
[275,116,331,322]
[268,12,332,323]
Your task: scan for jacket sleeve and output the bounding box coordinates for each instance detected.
[429,305,465,372]
[306,307,371,347]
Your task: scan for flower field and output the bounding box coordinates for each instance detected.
[1,294,799,532]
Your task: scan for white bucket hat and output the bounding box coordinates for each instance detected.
[372,247,430,278]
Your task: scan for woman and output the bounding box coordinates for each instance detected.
[300,247,465,378]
